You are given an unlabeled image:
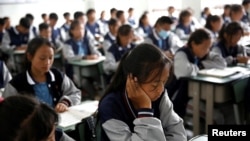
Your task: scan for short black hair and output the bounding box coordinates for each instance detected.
[74,11,85,20]
[41,13,47,18]
[49,13,58,20]
[110,8,117,14]
[242,0,250,5]
[19,17,31,29]
[39,23,49,31]
[25,13,34,21]
[224,4,231,9]
[187,28,211,48]
[0,18,5,26]
[116,10,124,19]
[230,4,243,16]
[108,18,118,26]
[128,7,134,12]
[63,12,70,18]
[86,8,96,16]
[155,16,174,26]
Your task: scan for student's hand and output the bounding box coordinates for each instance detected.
[55,103,69,113]
[237,56,249,64]
[86,54,99,60]
[126,74,151,109]
[165,51,174,60]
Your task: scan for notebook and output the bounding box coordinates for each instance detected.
[58,100,99,128]
[197,68,239,78]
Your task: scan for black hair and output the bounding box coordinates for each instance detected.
[154,16,173,27]
[0,18,4,26]
[218,22,243,43]
[204,15,221,30]
[108,18,118,26]
[128,7,134,12]
[41,13,47,19]
[242,0,250,5]
[224,4,231,10]
[3,16,9,21]
[25,13,34,21]
[0,95,58,141]
[139,12,148,26]
[230,4,243,16]
[63,12,70,18]
[49,13,58,20]
[116,10,124,19]
[100,43,172,102]
[187,28,212,48]
[110,8,117,14]
[86,8,96,16]
[116,24,132,46]
[74,11,85,20]
[69,20,81,37]
[25,37,54,69]
[39,22,50,32]
[178,10,192,24]
[19,17,31,29]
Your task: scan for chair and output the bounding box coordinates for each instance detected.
[231,77,249,124]
[188,134,208,141]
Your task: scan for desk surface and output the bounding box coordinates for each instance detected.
[186,66,250,84]
[68,56,106,66]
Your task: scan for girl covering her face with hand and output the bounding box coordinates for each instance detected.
[98,43,187,141]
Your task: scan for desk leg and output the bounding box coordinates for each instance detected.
[204,84,214,133]
[190,81,201,136]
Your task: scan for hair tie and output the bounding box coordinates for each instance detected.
[0,97,4,103]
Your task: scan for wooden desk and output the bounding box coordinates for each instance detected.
[58,100,99,131]
[187,66,250,136]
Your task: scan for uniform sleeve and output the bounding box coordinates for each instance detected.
[1,32,15,52]
[211,46,234,66]
[175,28,189,40]
[168,33,184,54]
[59,74,81,106]
[201,52,227,69]
[2,83,18,98]
[102,51,119,74]
[174,51,199,79]
[62,44,82,61]
[2,62,12,87]
[159,91,187,141]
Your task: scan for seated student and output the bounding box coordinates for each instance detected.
[49,13,63,45]
[85,9,101,36]
[25,13,38,41]
[204,15,223,42]
[41,13,49,24]
[212,22,249,66]
[39,22,63,50]
[3,37,81,113]
[98,43,187,141]
[102,18,120,53]
[175,9,196,40]
[110,8,117,20]
[3,17,12,30]
[1,17,30,51]
[170,29,226,118]
[97,10,109,36]
[0,95,75,141]
[168,6,178,25]
[241,0,250,25]
[144,16,184,60]
[103,24,135,84]
[127,7,137,28]
[0,18,5,45]
[136,11,153,38]
[200,7,211,26]
[221,4,231,24]
[60,12,72,42]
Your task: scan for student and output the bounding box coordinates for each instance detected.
[127,7,137,28]
[221,4,231,24]
[168,6,178,24]
[241,0,250,24]
[25,13,38,41]
[116,10,127,25]
[136,11,153,38]
[103,24,135,84]
[99,43,187,141]
[39,22,63,50]
[175,9,196,40]
[145,16,184,60]
[171,29,226,117]
[61,12,72,42]
[3,17,12,30]
[200,7,211,26]
[0,60,12,89]
[1,17,30,51]
[102,18,120,53]
[204,15,223,41]
[0,18,5,44]
[3,37,81,113]
[212,22,249,66]
[49,13,62,45]
[41,13,49,24]
[74,11,86,25]
[85,8,102,41]
[97,10,109,36]
[110,8,117,20]
[0,95,75,141]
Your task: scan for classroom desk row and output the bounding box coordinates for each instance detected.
[186,64,250,136]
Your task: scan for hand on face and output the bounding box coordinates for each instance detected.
[126,74,151,109]
[55,103,68,113]
[165,51,174,60]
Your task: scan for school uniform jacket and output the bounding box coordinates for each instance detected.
[175,23,196,40]
[98,89,187,141]
[144,29,184,54]
[174,46,226,79]
[2,68,81,107]
[102,32,116,53]
[212,41,247,66]
[0,61,12,89]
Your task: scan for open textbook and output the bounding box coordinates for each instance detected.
[197,67,250,78]
[58,100,99,128]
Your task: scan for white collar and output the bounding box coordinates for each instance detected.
[152,29,161,40]
[14,27,19,34]
[26,70,55,85]
[108,32,116,40]
[118,44,131,51]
